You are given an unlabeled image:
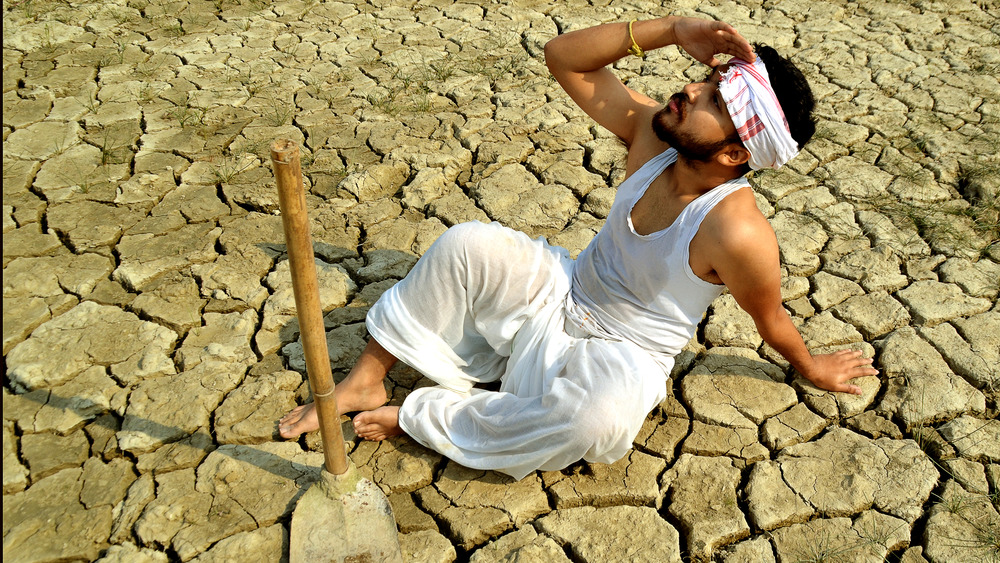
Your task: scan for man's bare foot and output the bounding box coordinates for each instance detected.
[278,374,388,439]
[278,403,319,439]
[354,406,403,441]
[278,339,397,439]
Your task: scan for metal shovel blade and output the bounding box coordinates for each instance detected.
[290,466,402,563]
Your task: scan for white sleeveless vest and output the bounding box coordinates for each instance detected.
[569,149,751,370]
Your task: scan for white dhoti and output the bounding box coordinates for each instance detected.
[366,221,668,479]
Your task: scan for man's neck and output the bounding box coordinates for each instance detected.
[664,155,746,199]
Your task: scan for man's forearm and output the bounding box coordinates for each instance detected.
[755,308,817,380]
[543,16,753,142]
[544,17,679,74]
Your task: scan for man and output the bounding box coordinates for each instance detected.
[279,16,878,479]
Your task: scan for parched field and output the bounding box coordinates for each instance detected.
[3,0,998,561]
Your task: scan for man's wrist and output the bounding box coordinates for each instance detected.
[662,16,680,46]
[796,355,821,383]
[626,20,645,58]
[627,17,679,58]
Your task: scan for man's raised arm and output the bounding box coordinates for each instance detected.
[544,17,755,145]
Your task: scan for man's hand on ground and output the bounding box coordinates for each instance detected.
[671,16,756,67]
[803,349,879,396]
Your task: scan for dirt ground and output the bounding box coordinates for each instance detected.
[3,0,998,561]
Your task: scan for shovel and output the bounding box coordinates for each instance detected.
[270,139,403,563]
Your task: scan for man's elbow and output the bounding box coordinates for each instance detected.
[543,37,561,72]
[544,33,577,76]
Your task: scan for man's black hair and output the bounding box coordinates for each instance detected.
[754,43,816,150]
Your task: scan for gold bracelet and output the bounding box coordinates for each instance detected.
[627,20,645,58]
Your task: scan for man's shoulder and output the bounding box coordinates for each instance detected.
[690,185,779,284]
[704,188,776,248]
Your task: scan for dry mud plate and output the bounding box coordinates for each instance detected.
[3,0,999,561]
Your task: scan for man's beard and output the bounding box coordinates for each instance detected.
[652,96,735,163]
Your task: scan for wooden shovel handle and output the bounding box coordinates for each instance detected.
[271,139,348,476]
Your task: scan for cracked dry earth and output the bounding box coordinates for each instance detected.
[2,0,999,561]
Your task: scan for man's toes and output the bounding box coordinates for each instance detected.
[279,420,306,439]
[279,407,302,425]
[354,420,381,441]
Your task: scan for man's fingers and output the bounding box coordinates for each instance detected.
[836,349,878,365]
[852,354,878,375]
[833,374,864,396]
[679,18,754,65]
[711,21,736,33]
[834,379,862,395]
[842,352,878,376]
[837,363,877,395]
[714,24,753,61]
[728,36,754,61]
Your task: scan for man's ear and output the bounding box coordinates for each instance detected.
[716,144,751,167]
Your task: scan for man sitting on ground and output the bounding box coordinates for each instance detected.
[278,16,877,480]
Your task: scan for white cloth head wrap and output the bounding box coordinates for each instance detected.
[719,57,799,170]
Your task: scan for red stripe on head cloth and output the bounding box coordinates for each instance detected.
[719,57,799,170]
